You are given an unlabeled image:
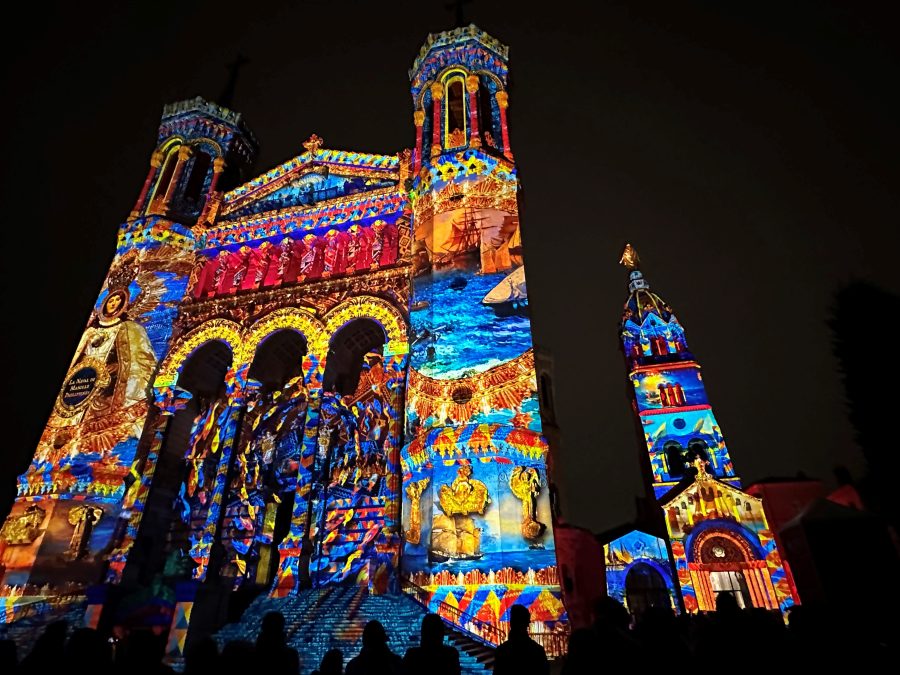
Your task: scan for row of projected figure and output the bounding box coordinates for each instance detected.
[164,345,397,590]
[405,463,547,563]
[191,221,400,299]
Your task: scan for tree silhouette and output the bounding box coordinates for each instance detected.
[828,279,900,528]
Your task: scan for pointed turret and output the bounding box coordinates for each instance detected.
[616,245,798,616]
[619,244,691,370]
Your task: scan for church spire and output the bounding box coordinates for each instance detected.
[218,53,249,110]
[620,243,651,294]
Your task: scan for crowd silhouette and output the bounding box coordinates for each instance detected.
[3,597,895,675]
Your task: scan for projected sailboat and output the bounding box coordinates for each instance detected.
[482,265,528,317]
[434,206,487,271]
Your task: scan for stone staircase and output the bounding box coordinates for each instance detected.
[212,586,494,674]
[0,595,87,659]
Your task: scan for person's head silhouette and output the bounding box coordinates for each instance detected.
[421,613,445,648]
[715,592,739,616]
[319,647,343,674]
[261,611,286,635]
[509,604,531,635]
[362,620,389,650]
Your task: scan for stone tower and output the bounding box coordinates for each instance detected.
[400,25,567,633]
[618,244,797,614]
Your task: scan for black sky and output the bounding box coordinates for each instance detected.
[1,1,898,532]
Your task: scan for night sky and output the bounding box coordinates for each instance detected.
[1,1,898,533]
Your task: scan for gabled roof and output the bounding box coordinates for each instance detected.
[659,463,761,510]
[221,135,401,217]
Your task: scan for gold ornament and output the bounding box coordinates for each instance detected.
[404,478,430,545]
[438,465,490,516]
[509,466,546,540]
[619,243,640,270]
[0,505,46,545]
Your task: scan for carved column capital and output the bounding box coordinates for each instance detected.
[177,145,193,161]
[430,82,444,100]
[465,74,480,94]
[495,90,509,109]
[212,156,227,173]
[150,150,165,168]
[413,109,425,127]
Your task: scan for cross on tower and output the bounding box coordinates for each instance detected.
[218,53,250,109]
[445,0,473,27]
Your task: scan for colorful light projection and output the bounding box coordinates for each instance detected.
[1,244,193,589]
[603,530,679,617]
[663,462,793,614]
[401,25,565,636]
[640,407,737,498]
[618,248,738,499]
[619,245,796,616]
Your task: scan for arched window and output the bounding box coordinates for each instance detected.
[184,149,211,203]
[478,76,495,146]
[444,74,467,148]
[422,90,433,155]
[687,439,710,467]
[148,142,181,210]
[664,441,686,477]
[625,563,670,619]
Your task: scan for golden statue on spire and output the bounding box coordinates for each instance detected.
[303,133,324,155]
[619,243,640,270]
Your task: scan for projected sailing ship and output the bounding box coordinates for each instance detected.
[482,265,528,317]
[434,206,487,271]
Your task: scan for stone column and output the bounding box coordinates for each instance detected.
[189,378,247,582]
[413,109,425,173]
[198,156,226,224]
[162,145,193,209]
[466,74,481,148]
[496,90,512,159]
[273,351,326,597]
[430,82,444,157]
[131,150,164,219]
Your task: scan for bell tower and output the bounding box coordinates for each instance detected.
[618,244,740,499]
[618,244,797,614]
[400,25,568,634]
[129,97,257,226]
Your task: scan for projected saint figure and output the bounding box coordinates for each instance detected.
[431,466,490,562]
[64,505,103,561]
[509,466,546,541]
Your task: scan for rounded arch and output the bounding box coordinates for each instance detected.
[474,69,503,90]
[148,137,184,208]
[322,317,387,396]
[685,520,766,563]
[323,296,408,351]
[187,138,223,157]
[156,319,243,387]
[624,561,673,617]
[154,136,185,156]
[241,307,327,363]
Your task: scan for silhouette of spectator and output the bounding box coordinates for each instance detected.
[493,604,549,675]
[115,629,175,675]
[632,606,689,659]
[345,619,403,675]
[312,647,344,675]
[184,634,220,675]
[220,639,256,675]
[402,613,461,675]
[65,627,113,675]
[255,611,300,675]
[562,597,638,674]
[0,638,18,675]
[20,618,68,672]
